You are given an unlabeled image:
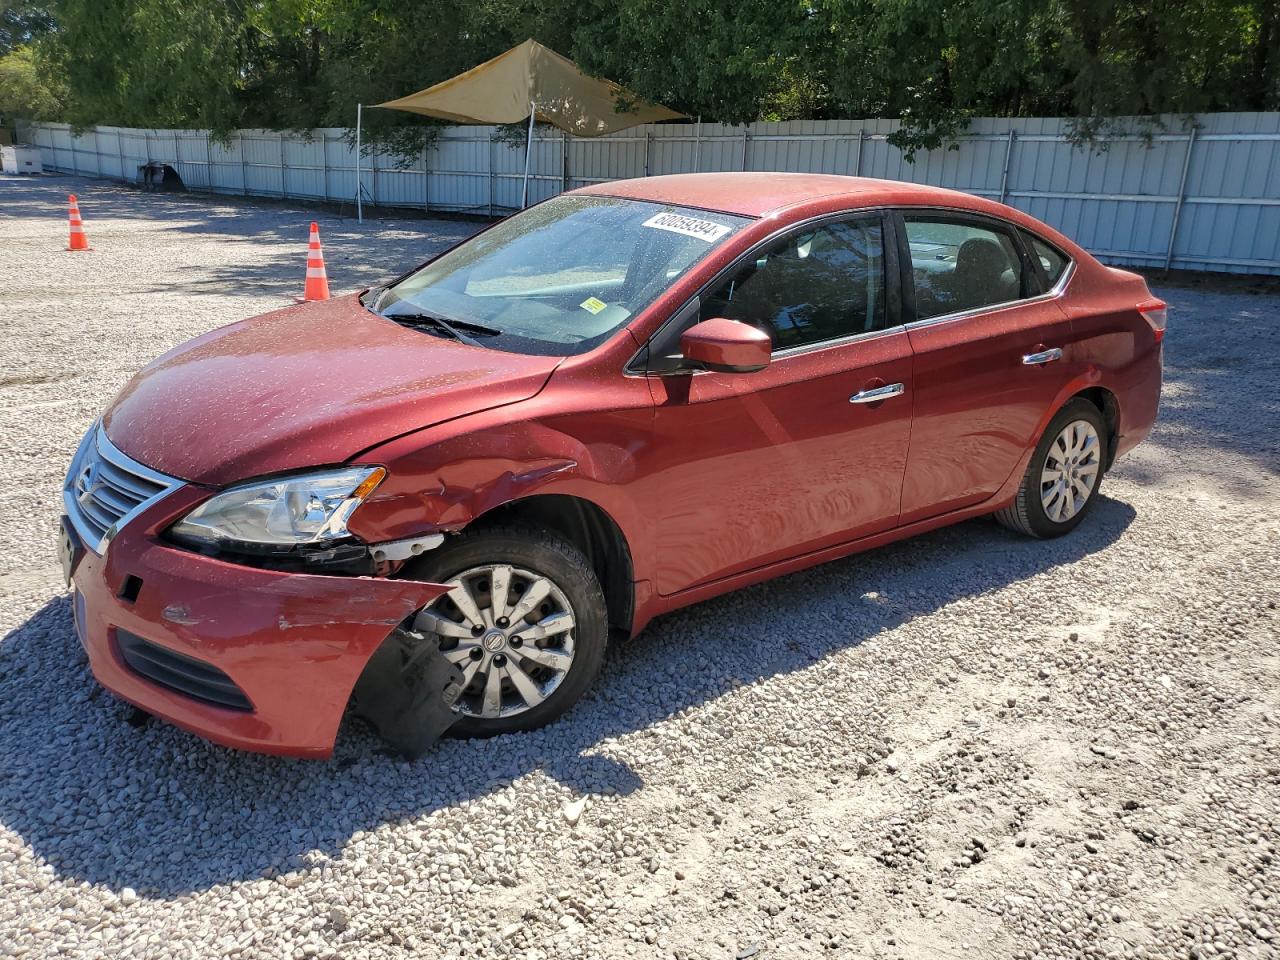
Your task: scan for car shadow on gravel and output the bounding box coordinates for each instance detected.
[0,495,1134,897]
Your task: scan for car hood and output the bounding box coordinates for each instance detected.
[103,295,562,486]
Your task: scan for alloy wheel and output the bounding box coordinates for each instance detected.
[413,564,577,719]
[1040,419,1101,523]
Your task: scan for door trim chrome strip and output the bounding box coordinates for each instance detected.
[902,260,1076,333]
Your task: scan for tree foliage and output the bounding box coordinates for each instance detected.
[0,44,62,120]
[1,1,55,55]
[16,0,1280,153]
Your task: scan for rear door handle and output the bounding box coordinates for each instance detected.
[849,383,905,404]
[1022,347,1063,365]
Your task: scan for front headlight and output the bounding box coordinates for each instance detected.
[170,466,386,551]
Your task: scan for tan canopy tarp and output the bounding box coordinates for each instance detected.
[374,39,684,137]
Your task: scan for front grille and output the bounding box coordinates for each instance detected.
[64,425,180,553]
[116,629,253,711]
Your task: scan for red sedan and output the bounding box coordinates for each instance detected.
[60,173,1165,757]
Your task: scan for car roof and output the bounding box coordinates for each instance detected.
[572,172,986,219]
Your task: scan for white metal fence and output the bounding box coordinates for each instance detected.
[25,113,1280,275]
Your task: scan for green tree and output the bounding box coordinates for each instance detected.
[0,43,62,119]
[42,0,243,131]
[572,0,815,123]
[28,0,1280,156]
[1,1,55,55]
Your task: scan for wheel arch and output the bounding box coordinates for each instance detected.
[1068,385,1120,470]
[1026,376,1122,473]
[995,378,1122,513]
[468,493,635,636]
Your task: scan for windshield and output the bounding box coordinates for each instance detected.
[367,196,750,356]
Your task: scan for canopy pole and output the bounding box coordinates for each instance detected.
[521,102,536,209]
[355,103,363,224]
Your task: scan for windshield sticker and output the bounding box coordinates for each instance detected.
[641,211,731,243]
[580,296,608,315]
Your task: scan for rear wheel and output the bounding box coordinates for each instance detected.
[996,398,1107,538]
[402,524,608,738]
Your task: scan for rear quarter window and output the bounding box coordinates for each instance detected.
[1021,230,1071,288]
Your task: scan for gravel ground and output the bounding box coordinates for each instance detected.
[1,173,1277,960]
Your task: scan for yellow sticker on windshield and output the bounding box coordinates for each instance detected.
[580,297,607,315]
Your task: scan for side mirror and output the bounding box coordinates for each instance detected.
[677,318,771,374]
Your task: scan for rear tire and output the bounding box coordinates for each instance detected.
[401,523,608,738]
[996,398,1108,539]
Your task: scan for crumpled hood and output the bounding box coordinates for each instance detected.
[103,294,561,486]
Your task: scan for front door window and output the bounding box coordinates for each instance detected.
[700,217,887,349]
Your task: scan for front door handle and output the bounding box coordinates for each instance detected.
[1022,347,1063,365]
[849,382,905,404]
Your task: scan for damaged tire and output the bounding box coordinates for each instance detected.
[401,523,608,738]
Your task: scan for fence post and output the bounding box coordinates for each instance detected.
[854,128,865,177]
[693,117,701,173]
[643,131,652,178]
[998,129,1017,204]
[741,126,749,170]
[487,131,494,216]
[116,130,125,182]
[322,133,330,201]
[238,133,248,195]
[1165,121,1198,272]
[422,141,429,212]
[561,129,568,193]
[204,131,214,193]
[279,133,288,198]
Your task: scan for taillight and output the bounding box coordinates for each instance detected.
[1138,299,1168,342]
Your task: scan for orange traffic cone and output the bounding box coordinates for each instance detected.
[67,194,90,251]
[298,222,330,302]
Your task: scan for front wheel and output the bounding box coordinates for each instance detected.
[401,524,608,738]
[996,398,1108,538]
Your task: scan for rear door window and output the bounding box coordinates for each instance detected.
[903,216,1028,320]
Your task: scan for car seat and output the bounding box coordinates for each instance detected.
[946,237,1018,311]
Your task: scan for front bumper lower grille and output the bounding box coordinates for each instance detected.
[116,629,253,712]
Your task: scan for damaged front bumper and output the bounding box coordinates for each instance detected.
[66,487,456,758]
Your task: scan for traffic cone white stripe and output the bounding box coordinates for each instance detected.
[298,222,330,301]
[67,194,91,250]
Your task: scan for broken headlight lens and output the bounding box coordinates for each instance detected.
[170,466,386,550]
